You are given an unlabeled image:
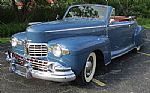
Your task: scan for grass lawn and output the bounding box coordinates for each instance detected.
[0,38,10,44]
[137,18,150,29]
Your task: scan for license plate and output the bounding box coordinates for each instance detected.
[15,64,26,75]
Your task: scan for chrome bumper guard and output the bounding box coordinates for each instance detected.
[6,52,76,82]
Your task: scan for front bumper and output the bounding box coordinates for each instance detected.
[6,52,76,82]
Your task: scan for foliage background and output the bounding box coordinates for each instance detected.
[1,0,150,23]
[0,0,150,37]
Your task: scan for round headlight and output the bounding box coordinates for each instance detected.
[52,45,62,57]
[11,38,18,47]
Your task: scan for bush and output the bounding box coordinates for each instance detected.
[84,0,150,18]
[0,0,150,38]
[29,5,67,22]
[0,23,27,37]
[0,0,150,24]
[0,5,16,23]
[0,4,67,23]
[137,18,150,29]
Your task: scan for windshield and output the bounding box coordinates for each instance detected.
[64,5,108,21]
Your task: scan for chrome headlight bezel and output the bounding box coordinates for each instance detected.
[52,44,62,57]
[49,44,70,57]
[11,37,18,47]
[11,37,23,47]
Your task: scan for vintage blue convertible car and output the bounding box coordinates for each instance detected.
[6,4,145,84]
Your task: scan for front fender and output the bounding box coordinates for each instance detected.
[48,36,111,75]
[12,32,26,55]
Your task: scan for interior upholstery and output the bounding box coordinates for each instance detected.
[110,16,130,22]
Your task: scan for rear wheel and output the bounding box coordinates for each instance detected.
[76,52,97,85]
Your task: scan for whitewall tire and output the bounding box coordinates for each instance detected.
[74,52,97,85]
[84,52,97,82]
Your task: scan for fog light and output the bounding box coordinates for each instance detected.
[11,38,18,47]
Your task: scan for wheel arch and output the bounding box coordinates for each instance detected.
[134,26,145,47]
[93,50,105,70]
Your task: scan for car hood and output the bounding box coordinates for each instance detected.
[26,18,106,43]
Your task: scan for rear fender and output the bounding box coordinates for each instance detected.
[134,26,145,47]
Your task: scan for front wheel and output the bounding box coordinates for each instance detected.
[76,52,97,85]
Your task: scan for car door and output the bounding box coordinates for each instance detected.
[108,21,135,58]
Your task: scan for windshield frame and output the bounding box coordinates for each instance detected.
[63,4,110,21]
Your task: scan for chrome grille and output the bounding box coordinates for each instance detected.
[28,43,48,57]
[13,53,24,66]
[27,58,48,72]
[13,53,48,72]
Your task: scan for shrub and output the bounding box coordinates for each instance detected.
[0,5,16,23]
[137,18,150,29]
[0,23,27,37]
[0,0,150,24]
[29,5,67,22]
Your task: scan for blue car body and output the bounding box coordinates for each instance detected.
[6,4,145,82]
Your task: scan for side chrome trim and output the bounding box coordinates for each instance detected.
[105,46,135,66]
[45,25,106,32]
[109,21,135,27]
[105,61,111,66]
[111,47,135,60]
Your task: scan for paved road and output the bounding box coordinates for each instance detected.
[0,30,150,93]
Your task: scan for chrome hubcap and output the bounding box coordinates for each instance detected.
[84,52,96,82]
[85,56,93,77]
